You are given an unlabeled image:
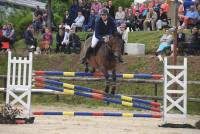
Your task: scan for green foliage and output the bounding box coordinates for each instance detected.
[52,0,71,16]
[54,13,63,26]
[7,10,32,40]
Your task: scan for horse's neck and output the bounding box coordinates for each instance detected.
[99,44,113,60]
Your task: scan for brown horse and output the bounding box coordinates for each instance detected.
[81,32,124,95]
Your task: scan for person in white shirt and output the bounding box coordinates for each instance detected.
[115,6,126,26]
[117,23,128,55]
[62,25,71,46]
[156,28,173,61]
[71,11,85,31]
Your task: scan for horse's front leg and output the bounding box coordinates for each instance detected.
[111,69,116,95]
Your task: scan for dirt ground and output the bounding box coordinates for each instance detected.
[0,105,199,134]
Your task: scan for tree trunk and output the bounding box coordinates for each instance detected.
[47,0,52,30]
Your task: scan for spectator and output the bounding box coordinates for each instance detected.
[91,0,102,14]
[143,8,158,31]
[34,5,43,18]
[56,25,65,53]
[187,27,200,52]
[125,8,136,31]
[117,23,128,55]
[160,0,169,13]
[107,0,115,18]
[156,8,168,30]
[63,11,72,26]
[81,0,91,25]
[156,29,173,61]
[70,0,79,21]
[5,23,15,49]
[115,6,126,26]
[40,27,53,52]
[139,3,148,15]
[102,1,108,8]
[180,5,199,28]
[68,32,81,53]
[83,9,96,31]
[135,11,144,31]
[24,24,37,50]
[33,15,43,33]
[71,11,85,31]
[62,25,71,54]
[154,0,162,12]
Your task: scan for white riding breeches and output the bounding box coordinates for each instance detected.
[91,32,99,48]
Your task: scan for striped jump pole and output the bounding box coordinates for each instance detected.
[35,78,160,107]
[35,71,163,79]
[33,111,162,118]
[35,83,161,113]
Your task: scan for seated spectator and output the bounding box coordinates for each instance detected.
[139,3,148,14]
[40,27,53,54]
[143,8,158,31]
[156,8,168,30]
[125,8,136,31]
[117,23,128,55]
[1,24,10,51]
[91,0,102,14]
[177,26,186,54]
[71,11,85,32]
[63,11,72,26]
[186,27,200,53]
[83,9,96,32]
[160,0,169,13]
[115,6,126,26]
[107,0,115,18]
[135,11,145,31]
[4,23,15,49]
[180,5,199,28]
[156,29,173,61]
[56,25,65,53]
[62,25,71,54]
[102,1,108,8]
[24,24,37,50]
[68,32,81,54]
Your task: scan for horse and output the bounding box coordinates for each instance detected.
[81,32,124,95]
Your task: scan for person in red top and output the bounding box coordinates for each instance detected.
[40,27,53,53]
[161,0,169,13]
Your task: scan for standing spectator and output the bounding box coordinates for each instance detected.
[83,9,96,31]
[71,11,85,31]
[117,23,128,55]
[56,25,65,53]
[63,11,72,26]
[70,0,79,21]
[143,8,158,31]
[24,24,37,50]
[107,0,115,18]
[130,3,136,16]
[102,1,108,8]
[91,0,102,14]
[156,9,168,30]
[34,5,43,18]
[115,6,126,26]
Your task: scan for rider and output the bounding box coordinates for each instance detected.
[81,8,118,64]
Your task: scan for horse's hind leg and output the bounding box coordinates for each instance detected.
[84,62,89,72]
[104,72,110,94]
[111,69,117,95]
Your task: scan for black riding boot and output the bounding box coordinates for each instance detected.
[81,46,93,64]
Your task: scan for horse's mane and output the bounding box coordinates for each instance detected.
[111,32,122,39]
